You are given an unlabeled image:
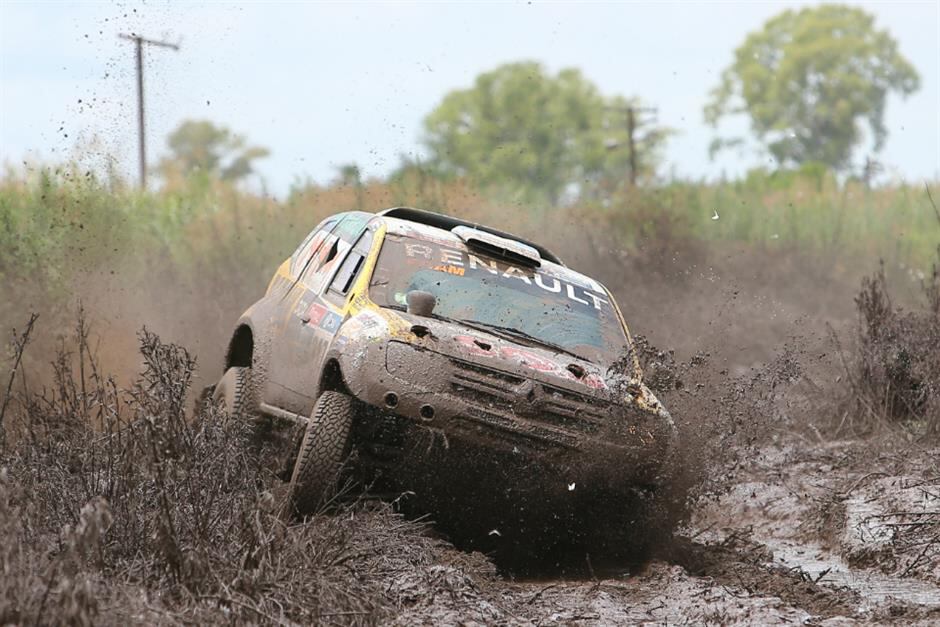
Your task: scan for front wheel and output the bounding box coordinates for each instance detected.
[211,366,257,421]
[287,391,357,517]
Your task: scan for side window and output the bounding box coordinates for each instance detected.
[290,218,337,277]
[290,231,317,277]
[326,229,375,302]
[304,233,349,293]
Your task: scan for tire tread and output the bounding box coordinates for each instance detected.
[289,391,356,515]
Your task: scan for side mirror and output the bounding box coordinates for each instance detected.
[406,290,437,317]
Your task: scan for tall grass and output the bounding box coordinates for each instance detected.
[646,176,938,269]
[2,166,937,331]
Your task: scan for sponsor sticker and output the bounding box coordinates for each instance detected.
[320,312,342,333]
[304,302,328,326]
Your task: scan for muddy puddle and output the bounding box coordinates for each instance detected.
[683,442,940,618]
[766,537,940,608]
[397,439,940,625]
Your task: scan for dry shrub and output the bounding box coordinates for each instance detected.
[0,314,449,625]
[845,250,940,435]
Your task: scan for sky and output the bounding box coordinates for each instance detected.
[1,0,938,196]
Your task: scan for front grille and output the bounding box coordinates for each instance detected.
[450,360,523,410]
[460,406,577,449]
[448,358,607,435]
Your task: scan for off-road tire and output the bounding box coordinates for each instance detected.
[212,367,256,422]
[288,391,357,517]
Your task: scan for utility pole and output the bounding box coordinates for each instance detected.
[606,104,658,187]
[119,34,179,189]
[624,105,658,187]
[626,107,637,187]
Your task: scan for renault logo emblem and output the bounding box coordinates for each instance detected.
[516,380,542,411]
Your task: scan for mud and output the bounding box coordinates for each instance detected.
[383,438,940,625]
[378,433,677,577]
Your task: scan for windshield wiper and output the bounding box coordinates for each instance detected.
[458,319,583,361]
[381,305,584,361]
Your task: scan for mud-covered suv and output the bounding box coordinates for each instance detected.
[213,207,677,524]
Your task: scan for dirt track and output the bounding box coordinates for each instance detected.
[386,438,940,625]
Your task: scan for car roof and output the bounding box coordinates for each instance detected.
[373,207,607,294]
[376,207,564,266]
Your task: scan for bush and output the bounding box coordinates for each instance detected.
[0,315,441,625]
[847,249,940,434]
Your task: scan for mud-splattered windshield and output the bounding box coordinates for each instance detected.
[369,232,628,364]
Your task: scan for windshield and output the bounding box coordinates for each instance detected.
[369,232,628,364]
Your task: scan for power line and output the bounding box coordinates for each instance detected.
[119,33,180,189]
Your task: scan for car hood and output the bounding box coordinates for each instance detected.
[338,306,670,422]
[386,309,615,396]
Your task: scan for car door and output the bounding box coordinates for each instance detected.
[265,216,346,412]
[292,225,376,404]
[270,214,372,416]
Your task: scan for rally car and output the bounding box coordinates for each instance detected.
[212,207,677,528]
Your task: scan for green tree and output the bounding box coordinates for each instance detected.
[704,5,920,171]
[422,62,668,204]
[157,120,270,183]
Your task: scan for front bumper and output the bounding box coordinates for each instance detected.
[341,340,675,475]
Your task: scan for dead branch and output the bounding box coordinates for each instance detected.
[926,183,940,227]
[0,313,39,446]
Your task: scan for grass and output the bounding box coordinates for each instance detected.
[2,167,938,304]
[654,177,938,269]
[573,171,937,273]
[0,314,495,625]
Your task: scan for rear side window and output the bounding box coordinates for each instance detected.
[327,229,375,300]
[290,218,337,277]
[304,232,349,293]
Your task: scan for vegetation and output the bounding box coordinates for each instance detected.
[705,4,920,170]
[848,253,940,435]
[632,173,939,269]
[157,119,270,185]
[0,319,475,625]
[2,167,937,311]
[420,61,669,203]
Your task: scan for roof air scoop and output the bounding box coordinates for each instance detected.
[451,225,542,268]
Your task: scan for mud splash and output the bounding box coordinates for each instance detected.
[386,438,940,625]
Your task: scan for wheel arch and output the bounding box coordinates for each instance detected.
[319,358,350,396]
[224,323,255,370]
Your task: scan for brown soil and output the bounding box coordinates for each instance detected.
[384,438,940,625]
